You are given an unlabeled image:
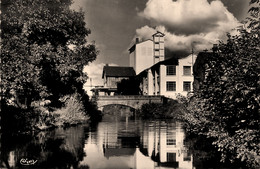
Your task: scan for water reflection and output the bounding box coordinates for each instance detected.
[139,121,192,169]
[79,113,192,169]
[1,113,193,169]
[1,125,89,168]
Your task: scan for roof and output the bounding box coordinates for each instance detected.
[91,87,117,92]
[102,66,136,78]
[137,57,179,77]
[152,31,165,37]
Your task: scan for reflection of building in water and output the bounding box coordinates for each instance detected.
[99,116,140,154]
[80,116,193,169]
[139,121,193,169]
[98,112,139,151]
[80,115,141,169]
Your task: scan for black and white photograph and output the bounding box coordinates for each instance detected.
[1,0,259,168]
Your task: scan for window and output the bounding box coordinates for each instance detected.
[183,81,191,91]
[154,36,159,42]
[166,81,176,91]
[167,126,176,145]
[167,139,176,145]
[183,66,191,76]
[155,51,160,57]
[159,49,164,56]
[167,65,176,75]
[160,36,164,42]
[167,153,176,162]
[155,44,160,50]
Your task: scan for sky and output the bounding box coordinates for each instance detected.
[70,0,250,89]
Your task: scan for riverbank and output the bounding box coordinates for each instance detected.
[136,99,187,121]
[1,93,102,135]
[137,96,259,169]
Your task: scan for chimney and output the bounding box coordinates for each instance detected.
[136,37,139,43]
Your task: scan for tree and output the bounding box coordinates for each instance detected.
[117,77,141,95]
[1,0,98,108]
[186,1,260,167]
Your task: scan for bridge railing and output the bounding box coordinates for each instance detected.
[93,95,169,104]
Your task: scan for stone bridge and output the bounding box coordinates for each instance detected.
[93,95,167,110]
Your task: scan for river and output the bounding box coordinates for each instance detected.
[0,108,243,169]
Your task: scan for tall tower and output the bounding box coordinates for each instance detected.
[152,31,165,64]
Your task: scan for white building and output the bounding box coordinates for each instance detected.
[130,32,196,99]
[129,32,165,75]
[138,54,196,99]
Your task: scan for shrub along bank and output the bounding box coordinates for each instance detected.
[136,99,186,120]
[1,93,101,134]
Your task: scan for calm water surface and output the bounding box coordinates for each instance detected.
[1,110,239,169]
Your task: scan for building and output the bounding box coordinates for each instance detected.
[129,31,165,75]
[129,31,196,99]
[102,65,136,88]
[92,65,136,96]
[137,54,196,99]
[92,31,196,99]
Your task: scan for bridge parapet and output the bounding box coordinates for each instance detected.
[94,95,168,110]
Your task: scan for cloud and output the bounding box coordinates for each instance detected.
[70,0,86,11]
[135,0,240,53]
[83,62,118,86]
[139,0,238,35]
[83,62,118,94]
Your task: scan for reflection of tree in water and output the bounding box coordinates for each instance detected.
[1,126,90,169]
[184,133,248,168]
[1,133,33,168]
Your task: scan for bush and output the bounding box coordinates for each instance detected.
[1,93,92,134]
[137,100,185,120]
[33,106,54,130]
[53,93,89,126]
[80,92,102,123]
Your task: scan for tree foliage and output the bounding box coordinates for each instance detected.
[185,1,260,168]
[1,0,98,107]
[117,77,141,95]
